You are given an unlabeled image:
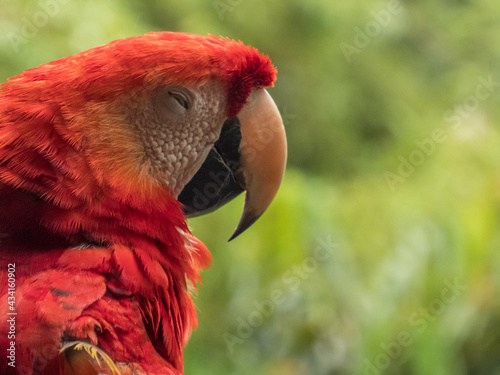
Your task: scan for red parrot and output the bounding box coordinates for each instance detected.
[0,32,286,374]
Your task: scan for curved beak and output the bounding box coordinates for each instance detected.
[178,89,286,240]
[229,89,287,240]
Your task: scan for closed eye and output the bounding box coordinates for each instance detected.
[168,91,190,110]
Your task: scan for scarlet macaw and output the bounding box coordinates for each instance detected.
[0,32,286,374]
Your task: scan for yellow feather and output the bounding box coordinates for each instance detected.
[60,341,121,375]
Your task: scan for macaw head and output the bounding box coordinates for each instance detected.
[0,32,286,240]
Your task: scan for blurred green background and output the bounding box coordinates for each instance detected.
[2,0,500,374]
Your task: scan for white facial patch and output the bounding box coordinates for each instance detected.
[124,81,228,197]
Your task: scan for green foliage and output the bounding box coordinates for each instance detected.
[2,0,500,373]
